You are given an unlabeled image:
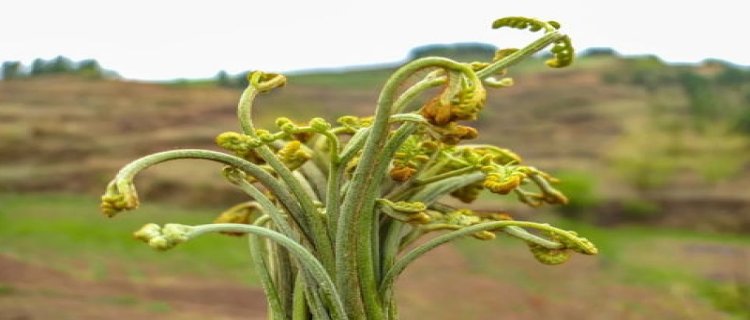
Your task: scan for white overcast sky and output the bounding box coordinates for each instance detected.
[1,0,748,81]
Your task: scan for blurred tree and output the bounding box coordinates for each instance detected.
[215,70,232,87]
[716,64,750,87]
[579,47,618,57]
[629,56,672,93]
[47,56,74,73]
[736,99,750,134]
[1,61,23,80]
[235,72,249,88]
[75,59,103,78]
[24,57,117,79]
[408,43,497,61]
[677,71,721,122]
[30,58,47,75]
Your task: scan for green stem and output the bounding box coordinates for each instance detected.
[410,172,485,204]
[503,226,563,247]
[477,31,564,78]
[417,156,452,178]
[388,300,398,320]
[338,127,369,166]
[111,149,311,237]
[310,135,332,175]
[355,124,417,320]
[392,74,445,114]
[293,171,320,201]
[415,166,478,185]
[322,131,341,162]
[329,128,366,234]
[248,216,286,320]
[323,129,344,241]
[380,220,405,281]
[237,82,335,276]
[275,244,296,320]
[397,228,422,251]
[188,224,347,320]
[230,176,296,240]
[325,162,342,240]
[383,143,443,201]
[292,272,309,320]
[304,284,330,320]
[300,161,329,201]
[336,57,474,319]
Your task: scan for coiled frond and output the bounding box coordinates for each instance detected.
[492,16,557,33]
[546,35,574,68]
[492,16,574,68]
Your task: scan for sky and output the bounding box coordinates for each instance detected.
[2,0,748,81]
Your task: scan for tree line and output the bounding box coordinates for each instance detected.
[214,70,250,88]
[1,56,116,80]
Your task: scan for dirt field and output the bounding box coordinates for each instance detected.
[1,239,745,320]
[2,67,749,231]
[0,254,266,320]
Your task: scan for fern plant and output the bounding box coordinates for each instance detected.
[100,16,596,320]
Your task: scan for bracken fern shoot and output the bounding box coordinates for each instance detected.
[101,16,597,320]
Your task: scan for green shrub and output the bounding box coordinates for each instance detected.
[554,170,600,219]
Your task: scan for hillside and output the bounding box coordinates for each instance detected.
[2,53,750,230]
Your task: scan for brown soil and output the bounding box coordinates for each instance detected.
[1,240,740,320]
[0,254,267,320]
[395,242,734,320]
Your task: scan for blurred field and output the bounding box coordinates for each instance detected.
[2,51,750,318]
[0,193,748,319]
[2,54,749,230]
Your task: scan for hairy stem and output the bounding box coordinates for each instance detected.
[111,149,312,237]
[229,175,296,240]
[188,224,347,320]
[415,166,479,185]
[410,172,485,204]
[477,31,564,78]
[292,272,308,320]
[237,80,335,276]
[336,57,475,318]
[355,123,417,320]
[248,216,286,320]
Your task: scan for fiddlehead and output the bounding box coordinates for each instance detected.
[491,16,574,69]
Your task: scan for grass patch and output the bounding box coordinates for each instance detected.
[701,282,750,319]
[454,215,750,318]
[145,301,173,313]
[0,283,15,295]
[0,193,259,285]
[96,294,139,306]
